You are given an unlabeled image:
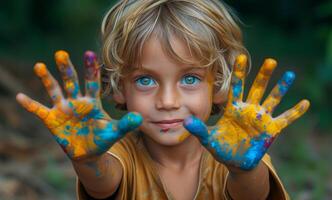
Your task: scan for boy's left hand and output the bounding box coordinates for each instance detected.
[184,54,310,171]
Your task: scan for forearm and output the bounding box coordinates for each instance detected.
[72,153,123,198]
[226,161,270,200]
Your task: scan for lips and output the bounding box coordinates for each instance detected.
[152,119,184,129]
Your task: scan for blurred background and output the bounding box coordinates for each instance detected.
[0,0,331,199]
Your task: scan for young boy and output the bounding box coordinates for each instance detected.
[16,0,310,199]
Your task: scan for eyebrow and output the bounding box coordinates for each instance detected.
[133,65,206,73]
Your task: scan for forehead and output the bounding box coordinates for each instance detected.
[137,35,201,69]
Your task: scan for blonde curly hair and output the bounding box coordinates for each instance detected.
[100,0,249,114]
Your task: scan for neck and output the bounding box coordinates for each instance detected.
[142,134,204,171]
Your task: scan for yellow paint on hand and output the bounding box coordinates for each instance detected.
[247,58,277,104]
[36,107,49,119]
[234,54,247,78]
[65,81,75,91]
[261,58,277,74]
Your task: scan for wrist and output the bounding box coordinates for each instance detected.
[72,153,107,169]
[226,161,270,200]
[227,161,263,176]
[72,152,112,183]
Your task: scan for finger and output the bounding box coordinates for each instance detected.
[55,50,82,98]
[16,93,51,121]
[84,51,101,98]
[227,54,247,105]
[183,116,209,146]
[34,63,64,105]
[117,112,143,135]
[246,58,277,104]
[273,99,310,132]
[262,71,295,113]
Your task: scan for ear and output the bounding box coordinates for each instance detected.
[113,91,126,104]
[112,81,126,104]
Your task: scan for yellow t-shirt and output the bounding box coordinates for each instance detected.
[76,132,289,200]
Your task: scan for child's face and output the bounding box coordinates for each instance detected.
[114,35,222,146]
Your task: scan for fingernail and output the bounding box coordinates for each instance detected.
[55,50,69,66]
[84,51,98,80]
[34,63,47,77]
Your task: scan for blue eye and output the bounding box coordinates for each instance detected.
[181,75,201,85]
[135,76,156,87]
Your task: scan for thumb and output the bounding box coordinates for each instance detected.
[183,116,209,146]
[93,112,143,153]
[117,112,143,134]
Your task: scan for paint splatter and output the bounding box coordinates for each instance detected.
[181,56,309,171]
[278,71,295,96]
[232,77,242,99]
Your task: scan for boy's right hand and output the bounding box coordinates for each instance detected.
[16,50,142,161]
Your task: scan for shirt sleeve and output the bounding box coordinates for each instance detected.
[76,137,133,200]
[222,154,290,200]
[262,154,290,200]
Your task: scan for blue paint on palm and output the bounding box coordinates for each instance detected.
[240,133,272,170]
[77,126,89,135]
[183,116,272,170]
[211,139,234,162]
[54,135,69,148]
[278,71,295,96]
[208,128,272,170]
[92,112,142,154]
[94,122,119,153]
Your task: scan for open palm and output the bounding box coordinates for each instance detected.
[184,55,309,170]
[16,50,142,161]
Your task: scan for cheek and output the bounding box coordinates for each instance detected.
[184,85,213,119]
[125,90,153,115]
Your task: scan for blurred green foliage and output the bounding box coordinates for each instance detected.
[0,0,331,199]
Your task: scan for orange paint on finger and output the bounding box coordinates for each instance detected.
[36,107,50,119]
[43,78,53,89]
[55,50,69,66]
[26,100,40,113]
[34,63,48,77]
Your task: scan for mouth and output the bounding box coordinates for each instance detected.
[151,119,184,130]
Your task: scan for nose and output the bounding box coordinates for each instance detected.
[156,85,180,110]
